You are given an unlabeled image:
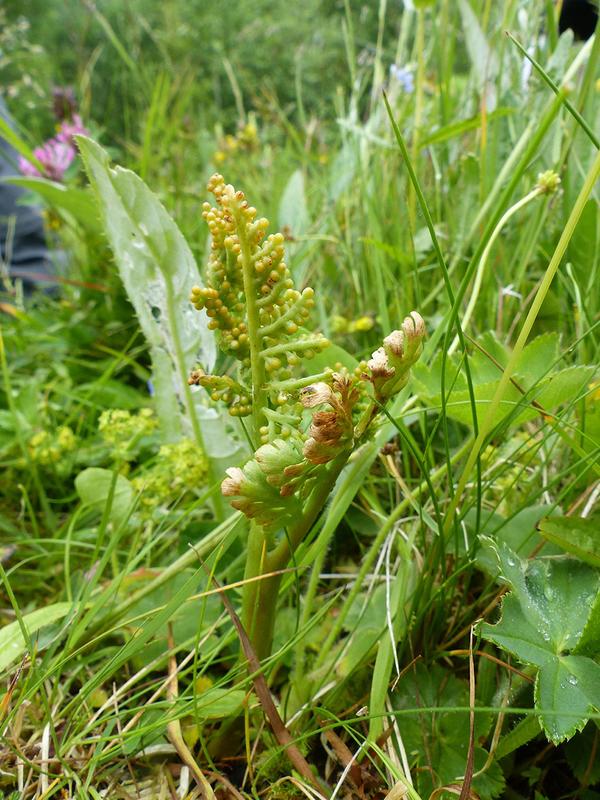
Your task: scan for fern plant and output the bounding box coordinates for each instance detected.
[190,173,426,659]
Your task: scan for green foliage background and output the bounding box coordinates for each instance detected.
[1,1,599,798]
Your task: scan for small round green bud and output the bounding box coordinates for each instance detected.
[536,170,561,194]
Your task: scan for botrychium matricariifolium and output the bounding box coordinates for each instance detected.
[189,173,426,534]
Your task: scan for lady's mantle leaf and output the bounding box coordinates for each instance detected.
[392,663,505,800]
[480,544,600,743]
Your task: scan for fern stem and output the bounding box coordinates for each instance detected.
[235,209,268,441]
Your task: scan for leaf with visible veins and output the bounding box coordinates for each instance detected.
[480,542,600,743]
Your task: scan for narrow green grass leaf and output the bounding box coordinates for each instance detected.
[0,603,74,672]
[1,176,100,232]
[506,32,600,149]
[538,516,600,567]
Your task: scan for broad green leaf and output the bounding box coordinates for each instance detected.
[1,176,100,232]
[278,168,309,239]
[470,330,510,384]
[0,603,74,672]
[495,715,541,760]
[123,569,223,670]
[473,505,559,576]
[534,366,596,413]
[195,687,245,719]
[480,544,600,743]
[413,332,594,428]
[513,332,560,389]
[535,655,600,744]
[577,591,600,657]
[76,136,217,444]
[457,0,498,104]
[75,467,135,527]
[538,516,600,567]
[0,115,43,168]
[392,663,505,800]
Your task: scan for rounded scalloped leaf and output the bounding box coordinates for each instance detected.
[534,656,600,744]
[480,545,600,744]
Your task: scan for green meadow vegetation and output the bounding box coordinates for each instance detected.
[1,1,599,798]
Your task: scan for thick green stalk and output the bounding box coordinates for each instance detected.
[233,200,273,654]
[242,451,350,661]
[242,567,283,663]
[269,451,350,573]
[241,520,270,657]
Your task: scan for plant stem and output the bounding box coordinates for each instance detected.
[241,520,270,657]
[235,206,268,441]
[242,451,350,661]
[269,451,350,574]
[407,5,425,241]
[448,186,542,354]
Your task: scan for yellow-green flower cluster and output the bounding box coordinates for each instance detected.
[190,173,328,418]
[28,426,76,466]
[213,120,259,166]
[98,408,158,460]
[331,314,374,335]
[132,439,208,512]
[536,170,561,195]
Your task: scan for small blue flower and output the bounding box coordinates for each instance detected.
[147,379,155,396]
[389,64,415,94]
